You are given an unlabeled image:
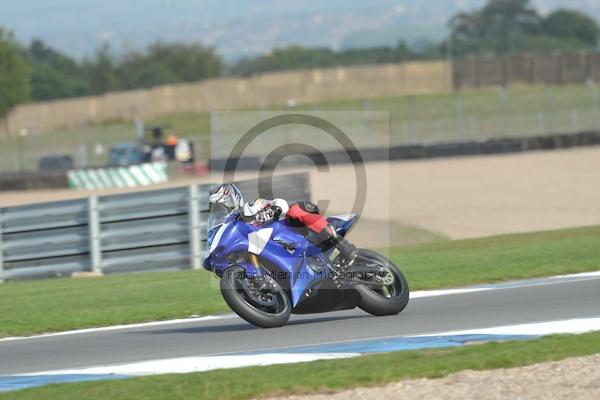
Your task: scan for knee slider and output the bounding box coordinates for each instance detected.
[296,200,320,214]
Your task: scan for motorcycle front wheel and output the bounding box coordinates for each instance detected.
[353,249,410,316]
[220,265,291,328]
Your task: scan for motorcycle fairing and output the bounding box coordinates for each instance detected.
[248,228,273,255]
[327,213,358,237]
[204,212,360,308]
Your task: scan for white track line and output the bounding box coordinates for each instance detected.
[551,270,600,279]
[141,316,600,360]
[418,316,600,337]
[1,269,598,342]
[410,287,488,298]
[411,269,600,299]
[11,316,600,378]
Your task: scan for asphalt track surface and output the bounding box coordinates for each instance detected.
[1,273,599,375]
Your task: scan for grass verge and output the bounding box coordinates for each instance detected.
[0,225,599,337]
[3,331,600,400]
[388,224,600,289]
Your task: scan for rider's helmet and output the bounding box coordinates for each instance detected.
[209,183,244,211]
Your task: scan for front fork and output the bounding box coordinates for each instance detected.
[249,253,261,269]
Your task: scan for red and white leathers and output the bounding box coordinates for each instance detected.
[243,198,328,232]
[243,198,357,264]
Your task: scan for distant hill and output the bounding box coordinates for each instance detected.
[0,0,595,60]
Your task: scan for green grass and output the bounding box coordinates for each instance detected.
[0,271,226,337]
[388,224,600,289]
[0,225,598,338]
[4,331,600,400]
[2,83,599,171]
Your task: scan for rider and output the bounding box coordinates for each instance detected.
[209,183,358,265]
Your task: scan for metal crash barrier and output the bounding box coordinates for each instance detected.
[0,173,310,282]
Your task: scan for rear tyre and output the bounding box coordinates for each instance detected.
[220,265,291,328]
[354,249,410,316]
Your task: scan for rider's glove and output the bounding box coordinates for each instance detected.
[271,205,283,219]
[256,205,283,224]
[256,208,275,223]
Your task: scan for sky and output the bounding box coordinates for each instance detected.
[0,0,596,60]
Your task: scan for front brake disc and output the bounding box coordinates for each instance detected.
[242,278,277,307]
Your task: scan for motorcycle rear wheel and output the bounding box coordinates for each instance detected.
[220,265,291,328]
[354,249,410,316]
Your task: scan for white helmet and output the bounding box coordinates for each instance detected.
[209,183,244,211]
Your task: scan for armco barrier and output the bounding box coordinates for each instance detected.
[0,173,310,282]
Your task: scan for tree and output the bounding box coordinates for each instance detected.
[448,0,600,57]
[229,41,434,77]
[27,40,91,100]
[0,28,29,118]
[230,45,340,76]
[80,42,223,92]
[115,42,223,89]
[143,42,222,83]
[82,44,118,95]
[449,0,542,56]
[543,9,600,49]
[119,59,178,89]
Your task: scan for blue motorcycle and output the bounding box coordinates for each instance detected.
[204,203,410,328]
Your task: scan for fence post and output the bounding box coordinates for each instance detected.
[556,53,564,85]
[88,196,102,274]
[537,112,545,134]
[406,95,417,143]
[454,91,466,140]
[210,111,220,159]
[585,52,593,81]
[0,212,4,283]
[587,79,600,131]
[189,185,202,270]
[472,57,480,87]
[501,57,509,87]
[496,86,509,136]
[362,99,374,147]
[544,86,555,133]
[529,55,537,84]
[571,110,580,132]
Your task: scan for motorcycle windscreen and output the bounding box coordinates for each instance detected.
[208,203,235,230]
[207,203,238,252]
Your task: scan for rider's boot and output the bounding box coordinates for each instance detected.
[335,236,358,267]
[315,225,358,267]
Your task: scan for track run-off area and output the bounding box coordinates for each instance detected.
[1,270,599,392]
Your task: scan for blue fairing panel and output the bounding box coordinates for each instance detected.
[327,214,358,237]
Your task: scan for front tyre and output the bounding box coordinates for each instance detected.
[354,249,410,316]
[220,265,291,328]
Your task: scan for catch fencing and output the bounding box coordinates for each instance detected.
[453,53,600,88]
[0,173,310,282]
[1,60,452,137]
[5,53,600,138]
